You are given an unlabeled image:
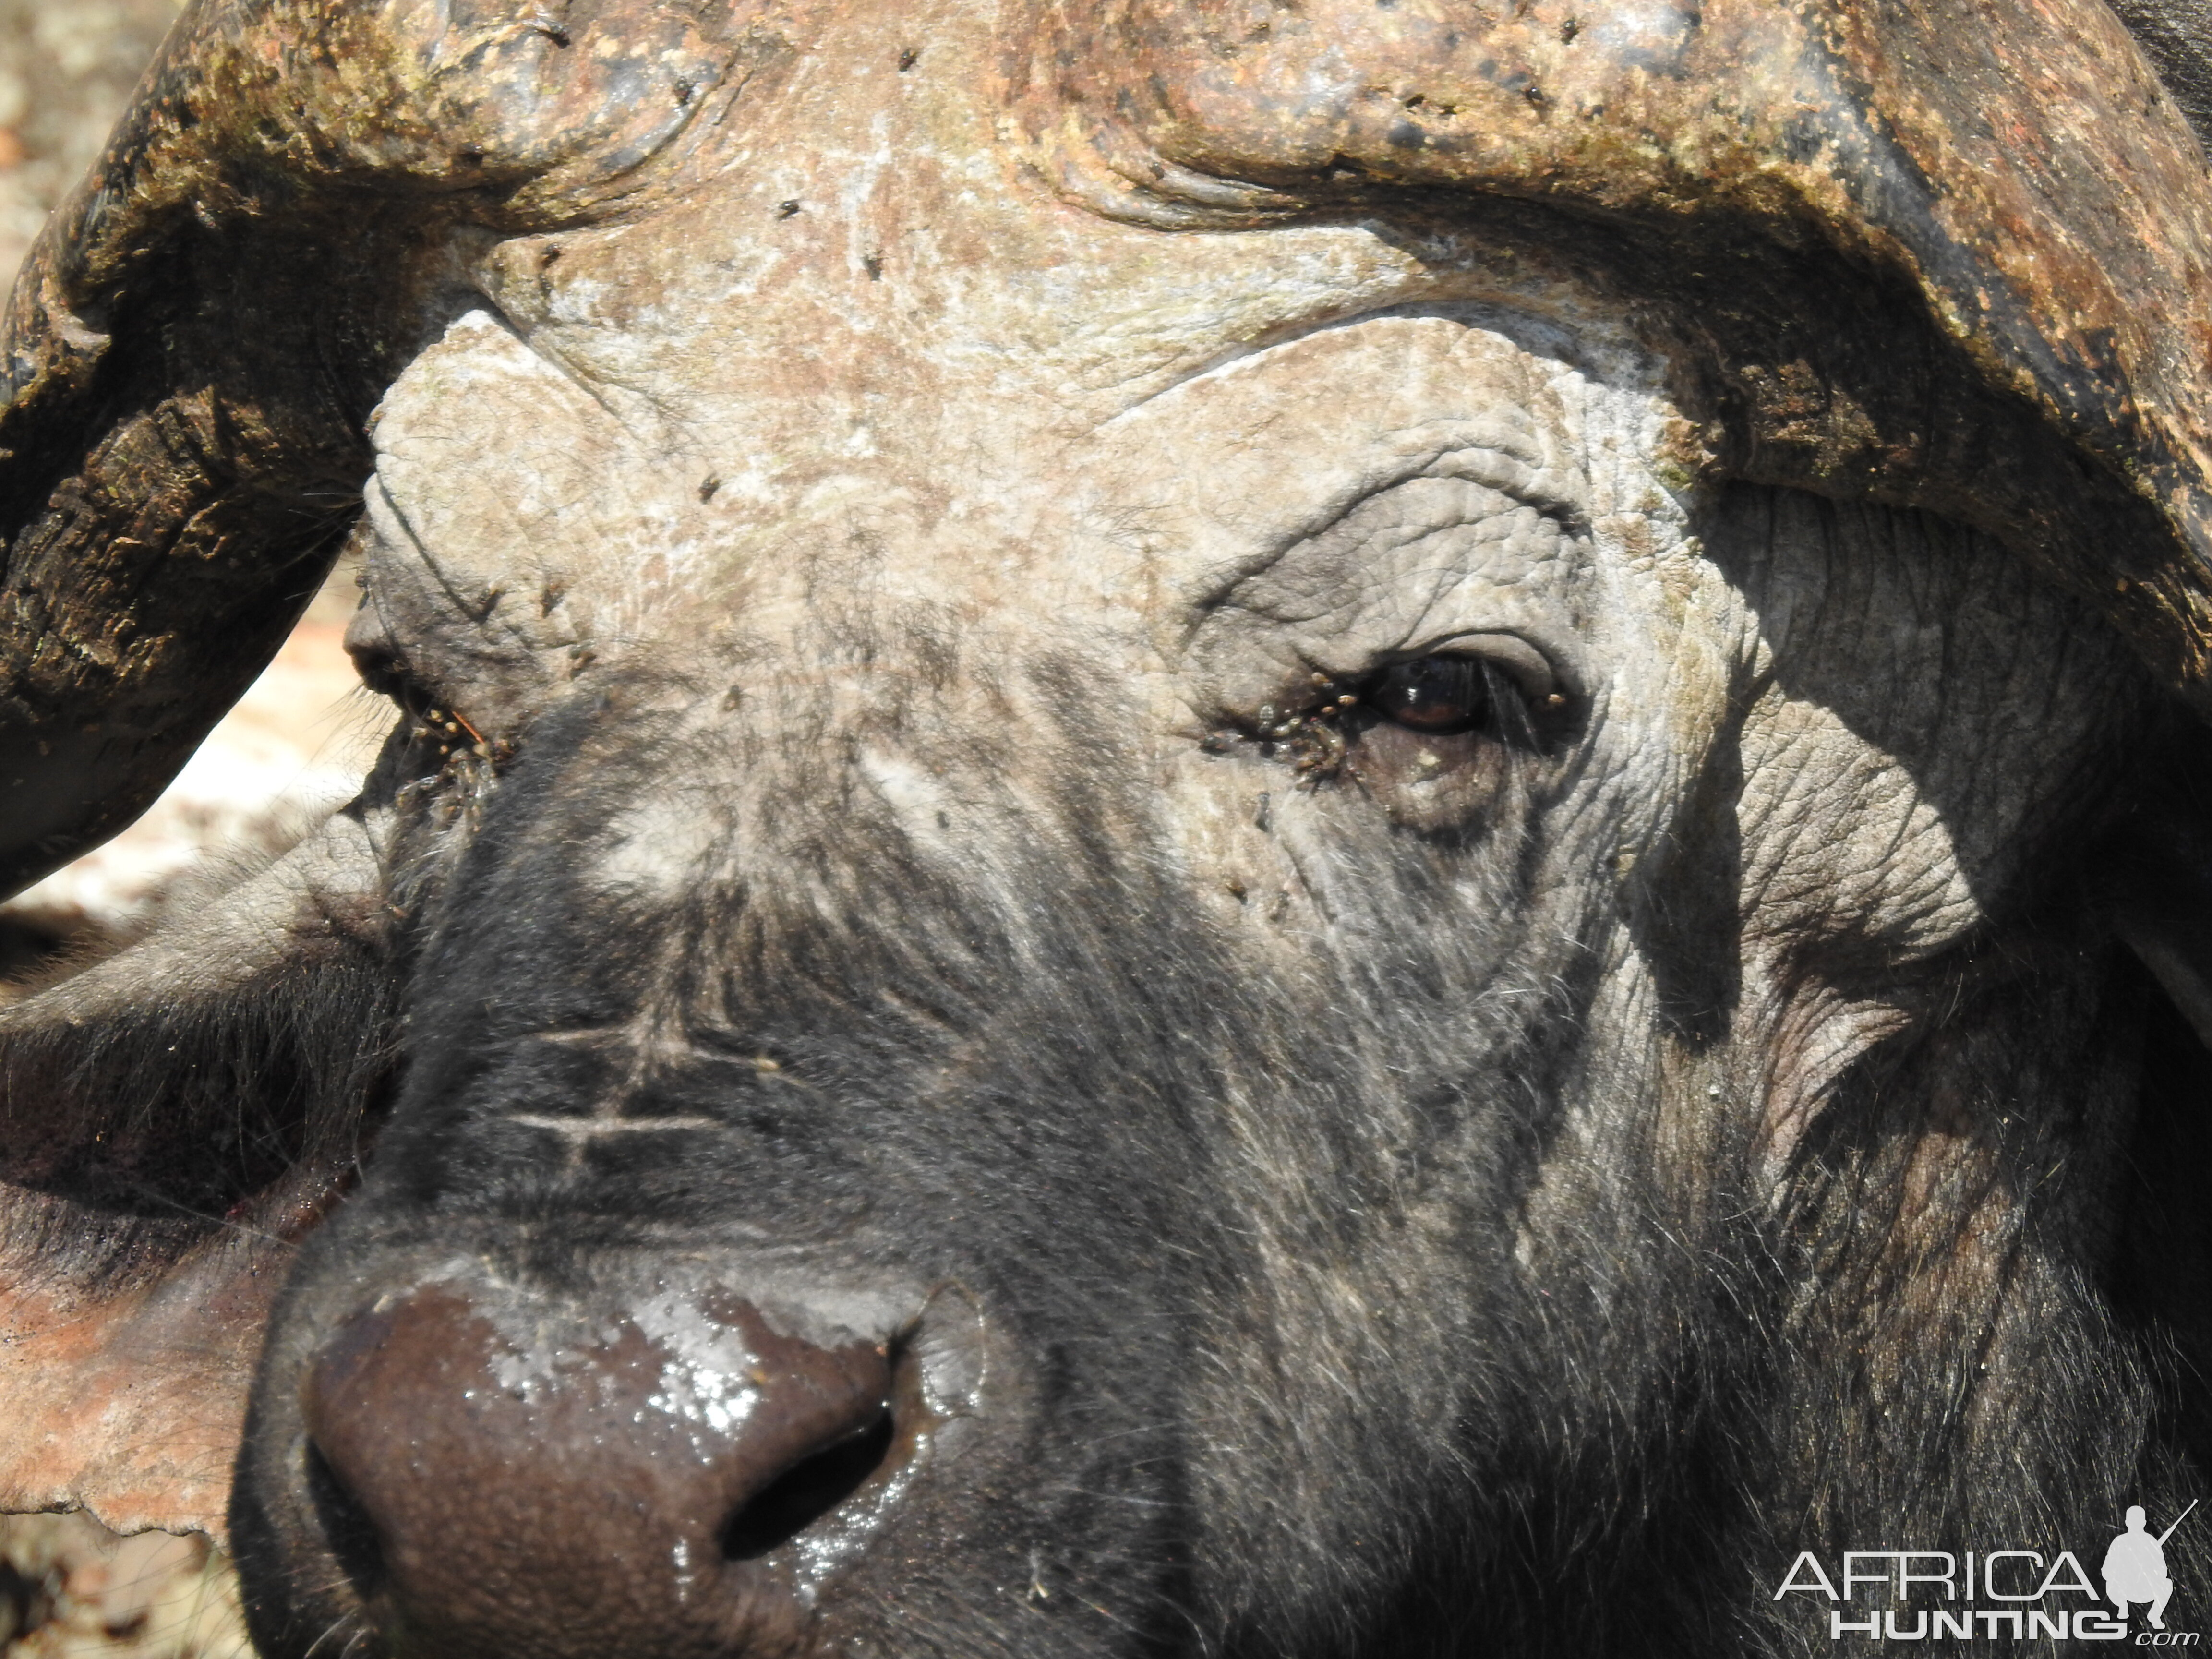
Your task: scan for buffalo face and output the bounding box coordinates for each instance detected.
[6,2,2212,1657]
[240,286,2148,1654]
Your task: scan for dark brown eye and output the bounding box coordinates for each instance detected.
[1363,656,1491,734]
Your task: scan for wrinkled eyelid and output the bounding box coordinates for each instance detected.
[1400,632,1562,702]
[344,592,463,725]
[1331,452,1583,548]
[1271,443,1583,566]
[1412,445,1587,533]
[343,591,403,693]
[1187,471,1580,633]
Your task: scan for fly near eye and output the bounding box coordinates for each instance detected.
[1364,656,1491,734]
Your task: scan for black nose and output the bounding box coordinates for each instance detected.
[300,1285,900,1659]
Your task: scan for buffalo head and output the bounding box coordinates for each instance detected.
[8,1,2212,1655]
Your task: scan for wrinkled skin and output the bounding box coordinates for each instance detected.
[8,2,2212,1657]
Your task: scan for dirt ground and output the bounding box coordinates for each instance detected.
[0,1520,248,1659]
[3,4,332,1654]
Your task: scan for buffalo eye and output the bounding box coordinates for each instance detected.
[1363,656,1491,734]
[352,649,491,770]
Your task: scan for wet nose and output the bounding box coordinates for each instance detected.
[299,1286,899,1659]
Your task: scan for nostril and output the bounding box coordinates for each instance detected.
[303,1439,387,1599]
[292,1285,916,1653]
[720,1409,896,1561]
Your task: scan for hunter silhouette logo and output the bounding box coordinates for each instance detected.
[1775,1500,2201,1640]
[2106,1503,2197,1631]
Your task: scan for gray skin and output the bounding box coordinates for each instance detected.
[0,0,2205,1654]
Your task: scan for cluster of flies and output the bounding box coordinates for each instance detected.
[1198,672,1371,780]
[401,697,513,773]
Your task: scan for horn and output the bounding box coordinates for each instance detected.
[0,0,767,899]
[1019,0,2212,694]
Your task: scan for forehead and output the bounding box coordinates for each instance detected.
[452,214,1659,494]
[363,292,1685,682]
[400,0,1679,500]
[367,67,1695,661]
[357,0,1717,694]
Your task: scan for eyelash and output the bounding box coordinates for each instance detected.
[1201,652,1566,779]
[357,650,495,770]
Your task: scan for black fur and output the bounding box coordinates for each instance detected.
[186,597,2206,1656]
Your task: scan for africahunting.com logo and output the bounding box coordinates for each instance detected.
[1776,1502,2199,1643]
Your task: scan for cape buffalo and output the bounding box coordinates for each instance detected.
[8,1,2212,1654]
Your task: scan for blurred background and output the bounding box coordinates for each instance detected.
[1,2,379,1653]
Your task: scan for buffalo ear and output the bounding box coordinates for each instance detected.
[0,0,757,901]
[2112,898,2212,1063]
[2093,718,2212,1466]
[0,812,397,1539]
[2102,725,2212,1059]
